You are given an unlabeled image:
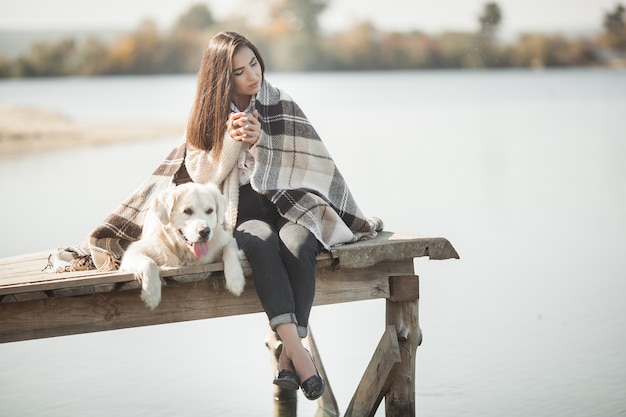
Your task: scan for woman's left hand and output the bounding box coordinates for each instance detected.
[228,109,261,145]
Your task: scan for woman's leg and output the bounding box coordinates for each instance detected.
[277,218,320,338]
[275,322,316,382]
[275,219,323,396]
[276,321,325,400]
[234,219,297,328]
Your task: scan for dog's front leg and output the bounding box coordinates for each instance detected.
[140,269,164,309]
[121,249,165,310]
[133,257,163,310]
[222,239,245,296]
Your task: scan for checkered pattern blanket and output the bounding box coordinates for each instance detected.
[252,81,379,248]
[50,80,381,272]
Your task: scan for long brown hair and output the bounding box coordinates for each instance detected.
[186,32,265,156]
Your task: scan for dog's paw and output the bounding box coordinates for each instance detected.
[139,273,162,310]
[224,266,245,296]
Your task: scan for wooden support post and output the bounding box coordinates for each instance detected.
[385,275,421,417]
[344,325,401,417]
[266,329,298,417]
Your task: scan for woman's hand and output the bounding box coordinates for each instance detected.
[228,109,261,145]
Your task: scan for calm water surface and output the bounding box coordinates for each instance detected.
[0,70,625,417]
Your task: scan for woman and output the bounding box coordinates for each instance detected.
[185,31,324,400]
[186,33,324,400]
[54,31,381,401]
[182,31,381,400]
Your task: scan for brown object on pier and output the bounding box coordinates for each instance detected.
[0,231,458,416]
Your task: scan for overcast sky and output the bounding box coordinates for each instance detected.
[0,0,618,37]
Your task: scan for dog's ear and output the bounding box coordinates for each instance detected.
[215,191,227,225]
[205,183,226,225]
[152,188,176,225]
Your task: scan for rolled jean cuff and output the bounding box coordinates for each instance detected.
[269,313,298,331]
[297,325,308,338]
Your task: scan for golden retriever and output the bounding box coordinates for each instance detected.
[120,182,245,309]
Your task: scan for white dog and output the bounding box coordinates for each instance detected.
[120,182,245,309]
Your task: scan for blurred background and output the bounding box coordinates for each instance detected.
[0,0,625,76]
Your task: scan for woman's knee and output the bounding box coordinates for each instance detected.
[279,221,319,260]
[235,219,280,255]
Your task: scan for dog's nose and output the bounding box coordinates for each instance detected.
[199,227,211,240]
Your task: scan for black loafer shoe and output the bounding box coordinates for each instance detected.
[300,349,325,400]
[300,374,325,400]
[273,368,300,391]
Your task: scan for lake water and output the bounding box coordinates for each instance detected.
[1,69,625,417]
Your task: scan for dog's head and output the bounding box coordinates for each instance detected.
[151,182,226,257]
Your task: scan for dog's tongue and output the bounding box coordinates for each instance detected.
[192,241,209,258]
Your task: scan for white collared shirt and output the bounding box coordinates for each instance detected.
[230,98,256,185]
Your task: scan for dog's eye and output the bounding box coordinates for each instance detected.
[183,208,193,215]
[206,208,214,215]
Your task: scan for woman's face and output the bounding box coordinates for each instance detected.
[231,46,262,105]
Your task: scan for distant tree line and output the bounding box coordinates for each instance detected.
[1,1,625,77]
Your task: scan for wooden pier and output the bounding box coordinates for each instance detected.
[0,231,458,417]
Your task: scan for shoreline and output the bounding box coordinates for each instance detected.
[0,106,185,155]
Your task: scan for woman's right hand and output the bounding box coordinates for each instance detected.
[228,110,261,145]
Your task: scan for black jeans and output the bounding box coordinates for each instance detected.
[234,184,320,338]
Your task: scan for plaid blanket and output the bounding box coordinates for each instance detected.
[252,81,379,247]
[50,80,381,272]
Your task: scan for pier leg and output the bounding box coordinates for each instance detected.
[267,329,298,417]
[344,325,401,417]
[385,275,422,417]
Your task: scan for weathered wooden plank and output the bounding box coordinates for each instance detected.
[0,255,52,277]
[0,232,458,344]
[0,256,234,289]
[344,325,401,417]
[0,261,338,297]
[385,277,421,417]
[1,292,49,303]
[314,261,412,305]
[330,232,459,268]
[0,253,332,296]
[0,271,133,295]
[0,261,410,343]
[50,283,120,298]
[0,233,458,297]
[0,251,50,267]
[388,275,420,302]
